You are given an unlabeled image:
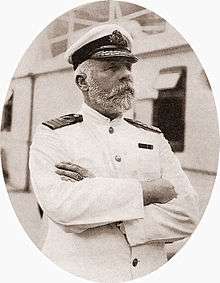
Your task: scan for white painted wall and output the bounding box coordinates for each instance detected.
[1,78,32,190]
[133,51,219,172]
[32,71,82,131]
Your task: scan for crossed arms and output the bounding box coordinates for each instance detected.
[29,125,199,245]
[55,161,177,206]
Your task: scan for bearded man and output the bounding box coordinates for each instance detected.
[29,24,199,282]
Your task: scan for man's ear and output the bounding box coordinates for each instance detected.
[75,74,89,92]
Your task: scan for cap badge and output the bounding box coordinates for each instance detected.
[109,30,128,48]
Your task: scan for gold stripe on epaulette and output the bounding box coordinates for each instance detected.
[124,118,161,133]
[42,114,83,130]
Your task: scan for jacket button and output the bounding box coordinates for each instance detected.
[115,155,121,162]
[132,258,139,267]
[109,127,114,134]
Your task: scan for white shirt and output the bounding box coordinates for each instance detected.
[29,103,199,282]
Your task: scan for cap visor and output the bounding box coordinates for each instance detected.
[91,50,138,63]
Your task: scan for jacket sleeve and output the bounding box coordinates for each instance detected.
[123,133,199,246]
[29,126,144,232]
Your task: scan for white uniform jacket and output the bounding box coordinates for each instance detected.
[29,103,199,282]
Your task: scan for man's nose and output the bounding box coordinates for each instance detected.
[118,65,132,82]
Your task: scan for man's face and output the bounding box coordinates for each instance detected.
[84,60,135,118]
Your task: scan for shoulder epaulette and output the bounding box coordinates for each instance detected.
[124,118,161,133]
[42,114,83,130]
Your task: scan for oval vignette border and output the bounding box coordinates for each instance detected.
[0,1,220,283]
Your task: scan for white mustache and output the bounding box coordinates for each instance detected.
[109,81,135,99]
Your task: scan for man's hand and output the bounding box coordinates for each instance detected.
[55,162,95,182]
[141,179,177,206]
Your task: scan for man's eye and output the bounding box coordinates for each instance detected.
[103,63,118,71]
[103,63,131,71]
[107,65,117,71]
[126,63,132,71]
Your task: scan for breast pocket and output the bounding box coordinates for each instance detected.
[137,143,161,181]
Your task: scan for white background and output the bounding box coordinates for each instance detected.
[0,0,219,282]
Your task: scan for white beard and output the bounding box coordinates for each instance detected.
[86,80,135,116]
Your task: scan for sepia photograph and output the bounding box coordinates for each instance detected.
[0,0,219,282]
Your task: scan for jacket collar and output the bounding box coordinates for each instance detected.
[80,103,124,126]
